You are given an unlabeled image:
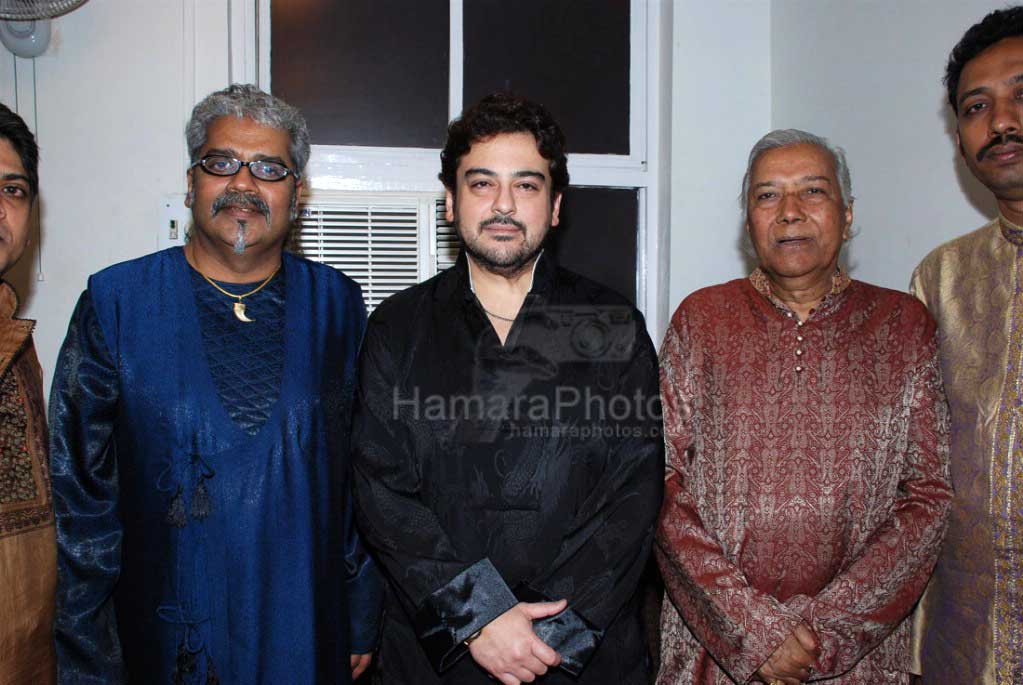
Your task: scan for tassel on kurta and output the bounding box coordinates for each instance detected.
[166,487,188,528]
[191,480,212,521]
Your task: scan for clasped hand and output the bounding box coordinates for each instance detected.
[756,622,820,685]
[467,599,567,685]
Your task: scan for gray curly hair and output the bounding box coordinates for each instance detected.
[740,129,853,212]
[185,83,311,177]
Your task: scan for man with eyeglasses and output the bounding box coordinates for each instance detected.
[48,84,382,684]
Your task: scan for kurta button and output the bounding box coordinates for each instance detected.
[795,349,803,356]
[795,365,803,372]
[796,320,804,327]
[796,335,804,342]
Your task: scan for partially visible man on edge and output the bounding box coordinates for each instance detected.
[910,6,1023,684]
[49,84,382,683]
[351,93,664,685]
[0,103,54,685]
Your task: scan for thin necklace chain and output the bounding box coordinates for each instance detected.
[474,294,518,322]
[200,265,280,301]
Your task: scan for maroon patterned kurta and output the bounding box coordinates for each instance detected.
[656,272,952,685]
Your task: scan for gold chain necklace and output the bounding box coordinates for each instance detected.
[200,266,280,323]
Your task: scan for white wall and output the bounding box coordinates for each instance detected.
[771,0,1005,292]
[668,0,772,323]
[0,0,246,393]
[1,0,1005,382]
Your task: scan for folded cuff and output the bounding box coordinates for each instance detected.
[531,606,603,676]
[414,558,517,673]
[516,584,604,676]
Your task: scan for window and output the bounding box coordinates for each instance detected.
[462,0,631,156]
[254,0,670,332]
[271,0,449,148]
[552,187,639,304]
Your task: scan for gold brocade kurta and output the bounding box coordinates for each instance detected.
[0,280,55,685]
[910,217,1023,685]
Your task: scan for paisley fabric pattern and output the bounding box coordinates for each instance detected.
[657,274,952,685]
[910,217,1023,684]
[0,279,55,685]
[0,285,49,538]
[0,371,36,505]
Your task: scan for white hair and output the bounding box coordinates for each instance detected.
[740,129,853,212]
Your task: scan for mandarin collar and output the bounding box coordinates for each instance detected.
[748,266,851,320]
[998,214,1023,246]
[0,281,35,377]
[0,280,20,320]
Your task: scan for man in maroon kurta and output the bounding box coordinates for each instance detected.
[656,130,952,685]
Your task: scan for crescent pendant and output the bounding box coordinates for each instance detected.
[233,301,256,323]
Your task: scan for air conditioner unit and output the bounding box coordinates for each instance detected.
[296,189,459,311]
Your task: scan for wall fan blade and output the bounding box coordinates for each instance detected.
[0,0,89,21]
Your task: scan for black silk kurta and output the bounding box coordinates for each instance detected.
[351,253,664,684]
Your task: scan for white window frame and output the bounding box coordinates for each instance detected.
[234,0,670,337]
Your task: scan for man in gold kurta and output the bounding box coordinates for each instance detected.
[0,103,54,683]
[910,7,1023,684]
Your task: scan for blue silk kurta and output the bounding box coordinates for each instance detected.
[49,248,382,684]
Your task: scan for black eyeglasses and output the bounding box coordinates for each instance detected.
[191,154,298,182]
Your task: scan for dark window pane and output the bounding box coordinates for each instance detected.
[271,0,449,148]
[548,187,638,303]
[463,1,630,155]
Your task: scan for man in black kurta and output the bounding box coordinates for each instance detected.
[351,93,663,685]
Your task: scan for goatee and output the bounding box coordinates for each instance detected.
[457,215,548,277]
[233,220,248,254]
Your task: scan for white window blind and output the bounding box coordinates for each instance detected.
[434,199,458,274]
[296,191,461,311]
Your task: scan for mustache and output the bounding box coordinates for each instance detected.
[977,133,1023,162]
[479,215,526,232]
[211,191,270,218]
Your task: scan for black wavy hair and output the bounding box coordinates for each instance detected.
[439,93,569,197]
[946,6,1023,113]
[0,102,38,199]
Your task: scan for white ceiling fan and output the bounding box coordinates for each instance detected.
[0,0,90,58]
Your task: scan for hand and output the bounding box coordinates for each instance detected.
[467,599,567,684]
[350,652,372,680]
[756,623,820,684]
